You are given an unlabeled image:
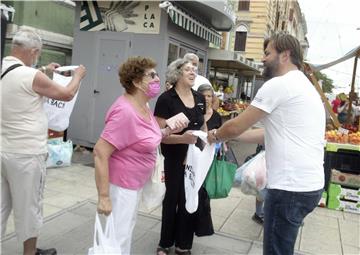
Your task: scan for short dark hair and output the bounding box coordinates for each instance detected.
[119,56,156,94]
[264,33,303,70]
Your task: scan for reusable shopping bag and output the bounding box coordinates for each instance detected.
[141,147,166,210]
[43,66,80,131]
[88,213,122,255]
[184,131,215,213]
[46,139,73,168]
[204,144,237,199]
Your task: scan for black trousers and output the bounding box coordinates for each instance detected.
[159,158,196,250]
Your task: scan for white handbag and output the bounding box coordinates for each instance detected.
[141,147,165,210]
[88,213,121,255]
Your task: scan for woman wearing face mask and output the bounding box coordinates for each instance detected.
[155,59,207,255]
[93,56,185,254]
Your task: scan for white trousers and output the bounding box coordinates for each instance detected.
[1,152,47,242]
[110,183,141,255]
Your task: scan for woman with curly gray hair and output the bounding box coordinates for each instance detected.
[154,59,211,255]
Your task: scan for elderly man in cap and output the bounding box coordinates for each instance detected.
[1,29,86,255]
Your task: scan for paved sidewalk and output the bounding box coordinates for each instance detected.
[1,142,359,254]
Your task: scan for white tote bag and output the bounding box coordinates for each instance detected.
[88,213,122,255]
[141,147,165,210]
[184,131,215,213]
[43,67,80,131]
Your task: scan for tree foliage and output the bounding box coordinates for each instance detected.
[314,71,334,93]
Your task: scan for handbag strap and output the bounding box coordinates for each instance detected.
[1,63,22,79]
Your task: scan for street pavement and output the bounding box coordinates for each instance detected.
[1,141,359,254]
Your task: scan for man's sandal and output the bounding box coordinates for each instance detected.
[156,246,170,255]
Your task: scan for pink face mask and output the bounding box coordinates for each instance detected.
[145,81,161,98]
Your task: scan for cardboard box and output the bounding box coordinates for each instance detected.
[331,169,360,188]
[327,198,360,214]
[328,183,360,202]
[318,191,327,207]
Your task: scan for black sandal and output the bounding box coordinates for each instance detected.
[175,248,191,255]
[156,246,170,255]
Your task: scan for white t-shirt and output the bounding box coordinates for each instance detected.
[1,56,48,154]
[251,70,325,192]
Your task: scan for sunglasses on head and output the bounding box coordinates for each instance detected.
[144,72,159,79]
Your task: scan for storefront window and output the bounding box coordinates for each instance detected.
[167,43,178,65]
[167,39,207,75]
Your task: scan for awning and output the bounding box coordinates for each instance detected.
[208,48,262,76]
[307,45,360,72]
[161,2,222,46]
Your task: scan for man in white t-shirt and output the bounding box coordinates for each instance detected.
[208,33,325,255]
[1,29,86,255]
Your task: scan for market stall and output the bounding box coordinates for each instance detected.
[305,45,360,213]
[207,48,262,119]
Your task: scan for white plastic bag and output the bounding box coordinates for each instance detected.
[88,213,121,255]
[239,151,267,195]
[43,68,80,131]
[46,139,73,168]
[141,147,165,210]
[184,131,215,213]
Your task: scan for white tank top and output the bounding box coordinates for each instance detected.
[1,56,48,154]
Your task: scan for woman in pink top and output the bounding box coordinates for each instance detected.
[93,57,186,254]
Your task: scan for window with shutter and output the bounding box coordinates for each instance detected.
[234,31,247,51]
[238,0,250,11]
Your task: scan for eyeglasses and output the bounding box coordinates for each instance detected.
[144,72,159,79]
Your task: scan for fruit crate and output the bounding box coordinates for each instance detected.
[327,183,360,214]
[323,144,360,190]
[326,142,360,152]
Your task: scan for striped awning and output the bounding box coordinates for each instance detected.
[163,3,222,47]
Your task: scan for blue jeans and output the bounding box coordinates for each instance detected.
[263,188,323,255]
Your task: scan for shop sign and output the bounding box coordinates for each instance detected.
[80,1,160,34]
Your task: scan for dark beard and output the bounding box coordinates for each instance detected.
[262,56,280,80]
[262,66,274,81]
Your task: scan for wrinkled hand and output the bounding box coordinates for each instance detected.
[46,62,61,73]
[182,130,197,144]
[73,65,87,80]
[207,129,217,144]
[169,119,188,134]
[97,196,112,216]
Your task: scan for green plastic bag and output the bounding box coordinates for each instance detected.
[204,155,237,199]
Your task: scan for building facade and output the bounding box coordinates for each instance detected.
[1,0,75,66]
[225,0,309,65]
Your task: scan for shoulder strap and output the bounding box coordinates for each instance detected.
[1,64,23,79]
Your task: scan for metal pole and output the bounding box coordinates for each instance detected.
[250,74,256,99]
